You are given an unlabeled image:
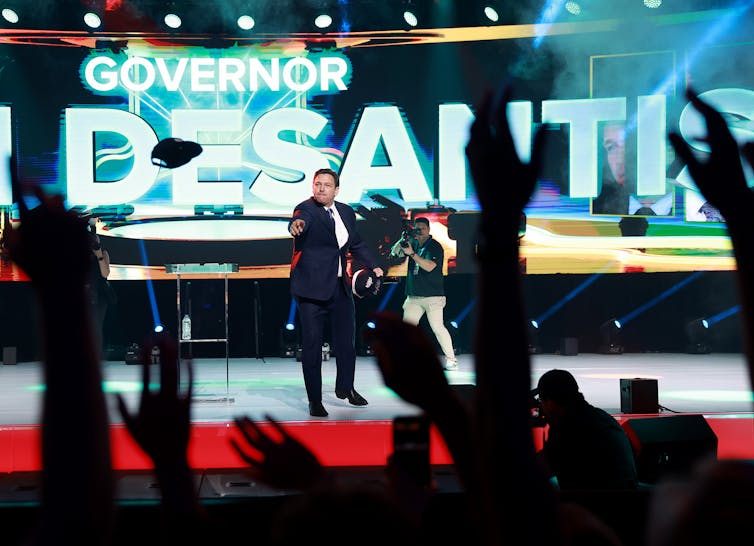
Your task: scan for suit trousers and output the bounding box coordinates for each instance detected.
[296,282,356,402]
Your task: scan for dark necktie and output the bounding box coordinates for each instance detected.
[328,207,335,226]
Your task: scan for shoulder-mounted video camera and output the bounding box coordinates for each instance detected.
[530,388,547,428]
[400,220,421,248]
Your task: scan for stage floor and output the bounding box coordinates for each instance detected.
[1,352,752,425]
[0,352,752,503]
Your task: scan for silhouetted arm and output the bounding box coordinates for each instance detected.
[465,88,559,546]
[231,414,327,490]
[3,162,113,545]
[116,332,207,539]
[669,89,754,396]
[368,312,475,492]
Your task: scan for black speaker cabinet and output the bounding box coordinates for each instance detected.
[2,346,17,365]
[620,378,658,414]
[450,384,476,411]
[621,414,718,484]
[559,337,578,356]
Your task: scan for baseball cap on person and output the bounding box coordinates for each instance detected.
[534,369,581,404]
[352,268,382,299]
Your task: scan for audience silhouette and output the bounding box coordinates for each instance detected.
[115,332,214,545]
[6,85,754,546]
[642,87,754,546]
[3,158,115,545]
[534,369,638,491]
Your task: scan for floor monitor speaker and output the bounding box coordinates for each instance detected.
[621,414,717,484]
[620,378,658,414]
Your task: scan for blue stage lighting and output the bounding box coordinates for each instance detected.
[534,0,566,47]
[137,240,162,334]
[706,305,740,327]
[450,298,477,328]
[376,282,399,313]
[619,271,704,327]
[528,319,541,354]
[535,271,605,326]
[287,299,297,327]
[279,326,300,358]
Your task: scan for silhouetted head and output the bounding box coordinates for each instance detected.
[535,369,583,406]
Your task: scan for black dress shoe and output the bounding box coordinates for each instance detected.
[335,388,368,406]
[309,401,329,417]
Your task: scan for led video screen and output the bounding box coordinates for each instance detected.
[0,5,751,280]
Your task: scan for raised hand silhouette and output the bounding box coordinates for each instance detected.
[117,332,193,468]
[668,88,754,223]
[465,87,547,231]
[4,155,114,545]
[669,88,754,399]
[231,415,325,490]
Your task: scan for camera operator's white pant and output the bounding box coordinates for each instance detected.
[402,296,457,365]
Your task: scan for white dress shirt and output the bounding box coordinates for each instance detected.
[327,206,349,276]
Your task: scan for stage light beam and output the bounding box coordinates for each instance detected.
[535,271,605,326]
[706,304,740,327]
[137,240,162,334]
[618,271,705,327]
[450,297,477,328]
[287,299,297,330]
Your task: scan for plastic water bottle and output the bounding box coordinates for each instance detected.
[181,314,192,340]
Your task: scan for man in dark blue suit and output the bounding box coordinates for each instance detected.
[289,168,384,417]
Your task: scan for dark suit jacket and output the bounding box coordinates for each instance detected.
[289,197,379,301]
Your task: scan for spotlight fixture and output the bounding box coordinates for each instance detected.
[528,320,541,354]
[279,325,300,359]
[358,322,376,356]
[314,13,332,30]
[1,8,19,24]
[403,10,418,27]
[83,11,102,29]
[237,15,255,30]
[446,321,462,355]
[164,12,182,30]
[685,318,711,354]
[565,1,582,15]
[599,318,623,354]
[644,0,662,8]
[483,6,499,23]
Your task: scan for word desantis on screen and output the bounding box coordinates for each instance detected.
[0,50,750,218]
